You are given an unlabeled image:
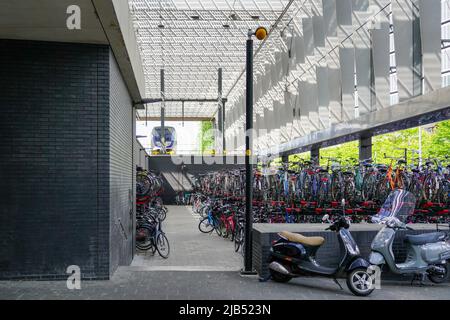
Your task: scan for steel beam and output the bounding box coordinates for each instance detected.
[263,86,450,156]
[138,116,214,122]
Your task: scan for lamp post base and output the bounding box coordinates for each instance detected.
[240,269,258,277]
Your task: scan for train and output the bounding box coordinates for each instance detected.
[151,126,176,155]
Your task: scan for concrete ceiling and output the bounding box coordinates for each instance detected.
[0,0,108,44]
[0,0,146,104]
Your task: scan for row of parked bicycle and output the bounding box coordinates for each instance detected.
[192,193,246,254]
[135,167,170,258]
[193,157,449,222]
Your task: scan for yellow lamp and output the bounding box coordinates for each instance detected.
[255,27,268,41]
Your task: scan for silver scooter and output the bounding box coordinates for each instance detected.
[369,189,450,284]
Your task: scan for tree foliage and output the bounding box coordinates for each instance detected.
[198,120,214,153]
[287,120,449,166]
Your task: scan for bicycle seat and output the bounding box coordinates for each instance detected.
[405,232,446,245]
[279,231,325,247]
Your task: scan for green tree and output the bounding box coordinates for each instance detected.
[428,120,450,160]
[198,121,214,154]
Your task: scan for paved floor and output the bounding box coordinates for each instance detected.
[131,205,242,271]
[1,269,450,300]
[1,205,449,300]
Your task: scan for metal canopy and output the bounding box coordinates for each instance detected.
[130,0,299,118]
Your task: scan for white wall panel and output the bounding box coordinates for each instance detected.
[353,0,373,115]
[323,0,342,124]
[337,0,356,121]
[371,22,391,110]
[393,0,415,101]
[419,0,441,93]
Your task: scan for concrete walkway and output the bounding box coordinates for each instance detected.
[131,205,242,271]
[1,270,449,300]
[2,205,449,300]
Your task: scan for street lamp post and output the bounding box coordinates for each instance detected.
[242,27,267,275]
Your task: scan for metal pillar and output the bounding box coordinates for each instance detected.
[181,101,184,127]
[160,69,165,152]
[359,134,372,161]
[218,68,223,154]
[242,31,256,275]
[311,146,320,165]
[222,99,226,153]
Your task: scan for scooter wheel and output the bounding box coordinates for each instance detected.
[270,269,292,283]
[346,268,375,297]
[428,263,449,284]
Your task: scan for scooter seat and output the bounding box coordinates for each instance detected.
[279,231,325,247]
[405,232,446,246]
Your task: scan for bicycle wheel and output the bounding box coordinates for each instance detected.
[156,233,170,259]
[136,225,153,251]
[158,209,167,221]
[215,218,224,237]
[361,174,376,201]
[330,174,342,202]
[229,225,235,242]
[344,178,356,204]
[198,217,214,233]
[136,174,151,197]
[423,175,436,202]
[234,225,244,252]
[377,180,390,204]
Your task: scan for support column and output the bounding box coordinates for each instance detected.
[243,31,256,275]
[217,68,223,154]
[311,146,320,165]
[160,69,165,152]
[359,134,373,161]
[222,99,226,153]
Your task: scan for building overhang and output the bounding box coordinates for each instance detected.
[0,0,145,106]
[262,86,450,156]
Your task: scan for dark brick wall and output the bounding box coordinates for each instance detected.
[0,39,122,279]
[109,50,135,274]
[148,155,245,204]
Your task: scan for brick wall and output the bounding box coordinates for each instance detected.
[109,50,135,274]
[0,40,111,279]
[0,39,136,280]
[148,155,245,204]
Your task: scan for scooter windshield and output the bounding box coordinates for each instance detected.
[372,189,416,223]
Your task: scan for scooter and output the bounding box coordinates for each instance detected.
[369,189,450,284]
[269,200,375,296]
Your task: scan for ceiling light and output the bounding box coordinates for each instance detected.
[191,15,200,20]
[230,13,239,20]
[251,15,260,20]
[223,24,230,28]
[158,24,165,28]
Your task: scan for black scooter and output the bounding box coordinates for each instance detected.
[269,201,374,296]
